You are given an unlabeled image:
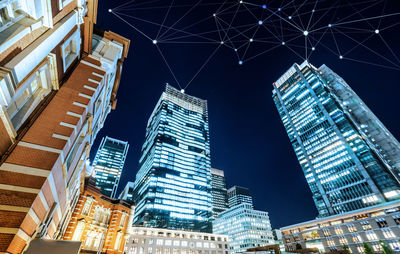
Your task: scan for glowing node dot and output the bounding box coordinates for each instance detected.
[312,9,315,12]
[258,20,263,25]
[180,89,185,93]
[312,47,315,51]
[108,9,112,12]
[234,48,238,52]
[288,16,292,19]
[239,60,243,65]
[375,29,379,34]
[220,41,224,44]
[281,41,285,45]
[239,0,243,3]
[339,55,343,59]
[152,40,157,44]
[303,30,309,36]
[278,8,281,11]
[262,4,266,9]
[328,24,332,27]
[249,38,253,42]
[213,13,216,17]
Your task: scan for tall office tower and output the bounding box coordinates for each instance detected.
[213,203,274,254]
[272,61,400,217]
[210,168,229,219]
[227,186,253,208]
[0,0,130,252]
[92,136,129,198]
[119,181,135,202]
[132,84,212,232]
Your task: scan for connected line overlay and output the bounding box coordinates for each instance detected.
[109,0,400,89]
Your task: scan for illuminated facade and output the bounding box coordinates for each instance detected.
[92,136,129,198]
[124,227,230,254]
[132,84,212,232]
[119,181,135,202]
[63,178,133,254]
[281,200,400,253]
[272,61,400,217]
[227,186,253,208]
[213,203,274,254]
[211,168,228,219]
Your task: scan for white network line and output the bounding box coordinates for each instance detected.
[109,0,400,88]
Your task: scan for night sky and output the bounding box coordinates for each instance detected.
[91,0,400,229]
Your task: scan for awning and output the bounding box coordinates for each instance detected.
[24,239,81,254]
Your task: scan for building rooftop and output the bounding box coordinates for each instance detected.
[280,199,400,231]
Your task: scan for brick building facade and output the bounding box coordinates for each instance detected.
[63,178,134,254]
[0,0,130,253]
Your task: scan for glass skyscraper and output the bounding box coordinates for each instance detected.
[273,61,400,217]
[132,84,212,232]
[210,168,228,219]
[227,186,253,208]
[119,181,135,202]
[92,136,129,198]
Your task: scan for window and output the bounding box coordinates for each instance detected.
[327,239,335,247]
[372,244,382,252]
[334,227,343,235]
[382,228,396,239]
[365,231,378,241]
[82,197,93,215]
[352,234,362,243]
[389,241,400,250]
[61,30,81,72]
[393,214,400,225]
[65,133,85,171]
[0,72,14,106]
[120,213,127,227]
[0,6,11,28]
[361,221,372,230]
[322,229,331,237]
[338,236,347,245]
[114,231,123,250]
[347,224,357,233]
[58,0,74,10]
[72,220,85,241]
[6,67,50,130]
[376,218,388,228]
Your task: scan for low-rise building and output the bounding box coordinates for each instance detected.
[213,203,274,254]
[63,178,134,253]
[124,227,230,254]
[280,200,400,253]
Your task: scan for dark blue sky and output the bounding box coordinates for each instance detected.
[92,0,400,229]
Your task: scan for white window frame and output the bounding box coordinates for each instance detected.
[61,29,81,72]
[72,220,85,241]
[0,0,23,32]
[58,0,74,10]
